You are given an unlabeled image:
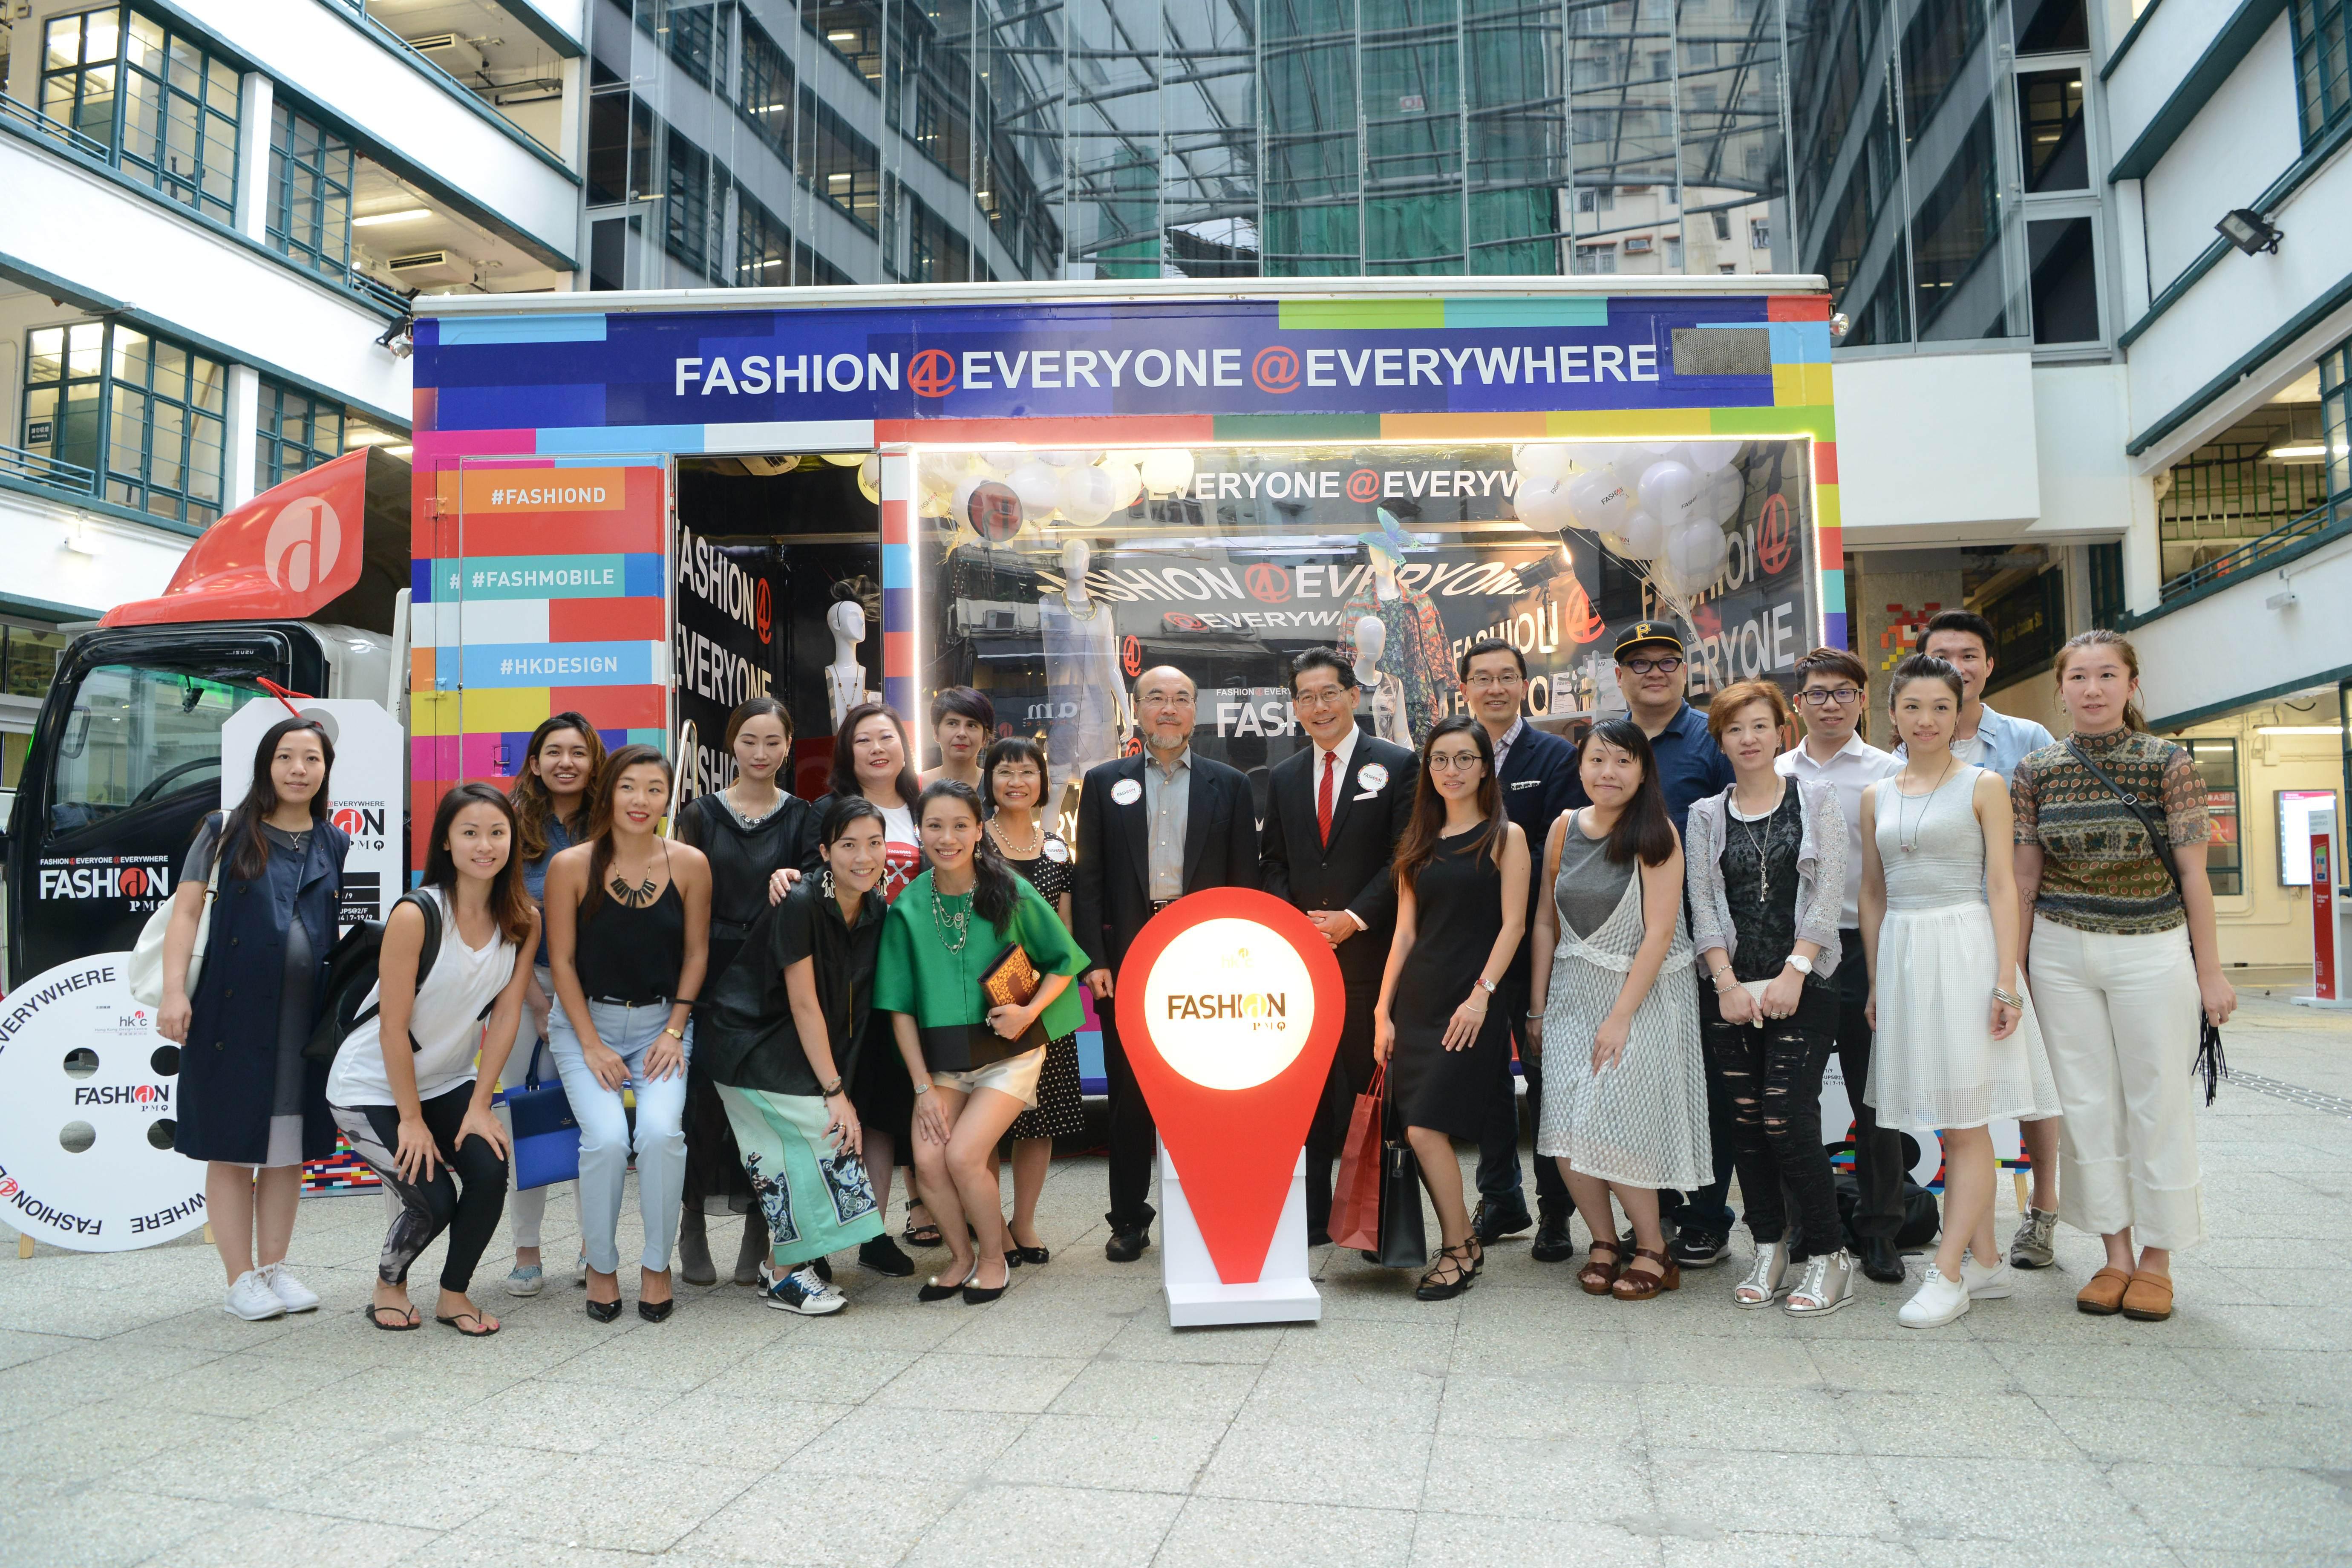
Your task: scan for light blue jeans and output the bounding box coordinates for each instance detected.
[546,998,692,1275]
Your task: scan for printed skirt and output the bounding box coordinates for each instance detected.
[714,1083,887,1268]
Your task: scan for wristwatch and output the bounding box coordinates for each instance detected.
[1477,977,1498,995]
[1785,954,1813,976]
[661,1025,686,1041]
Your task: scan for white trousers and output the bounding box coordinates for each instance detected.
[2029,917,2205,1252]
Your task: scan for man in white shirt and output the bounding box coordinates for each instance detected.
[1777,647,1906,1284]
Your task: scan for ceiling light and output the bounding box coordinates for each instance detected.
[345,429,404,446]
[828,28,857,39]
[2268,443,2327,460]
[354,208,432,227]
[386,444,414,457]
[2217,208,2283,256]
[2257,724,2344,734]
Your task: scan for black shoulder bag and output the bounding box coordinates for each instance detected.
[2062,740,2227,1104]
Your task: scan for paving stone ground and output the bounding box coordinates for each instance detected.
[5,993,2351,1567]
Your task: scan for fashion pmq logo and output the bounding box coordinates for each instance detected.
[331,807,387,838]
[909,349,958,398]
[264,496,343,593]
[1164,992,1289,1028]
[74,1084,169,1110]
[1344,469,1383,502]
[1251,346,1300,395]
[1243,563,1292,604]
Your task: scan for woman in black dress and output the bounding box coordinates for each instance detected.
[674,697,820,1286]
[983,737,1083,1265]
[1373,717,1530,1300]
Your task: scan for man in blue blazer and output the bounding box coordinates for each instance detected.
[1459,638,1587,1262]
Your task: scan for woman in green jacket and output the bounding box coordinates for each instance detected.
[875,781,1087,1304]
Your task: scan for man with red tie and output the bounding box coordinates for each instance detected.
[1260,648,1417,1244]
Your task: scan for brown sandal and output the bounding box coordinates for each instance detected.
[2075,1265,2132,1316]
[2120,1269,2174,1322]
[1611,1246,1681,1300]
[1578,1237,1624,1296]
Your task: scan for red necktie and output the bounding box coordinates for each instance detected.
[1317,749,1336,847]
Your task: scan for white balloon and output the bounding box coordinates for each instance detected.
[856,454,881,503]
[918,488,952,519]
[1572,441,1629,471]
[974,449,1019,477]
[1634,441,1682,456]
[1513,475,1574,533]
[1669,520,1727,583]
[1620,510,1667,562]
[1637,459,1701,530]
[1567,463,1637,534]
[1707,464,1746,526]
[1683,440,1743,475]
[1511,442,1579,482]
[1056,463,1121,526]
[1100,460,1144,509]
[1139,449,1196,496]
[1008,460,1064,519]
[917,454,963,496]
[1038,450,1087,467]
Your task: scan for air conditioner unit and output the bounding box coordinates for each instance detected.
[404,32,486,78]
[388,250,476,288]
[1624,235,1654,254]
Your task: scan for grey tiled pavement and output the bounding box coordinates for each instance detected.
[6,994,2352,1566]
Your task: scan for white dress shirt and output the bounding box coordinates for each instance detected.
[1776,731,1901,929]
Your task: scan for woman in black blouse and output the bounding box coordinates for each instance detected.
[674,697,819,1286]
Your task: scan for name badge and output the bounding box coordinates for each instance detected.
[1509,778,1541,790]
[1354,763,1389,794]
[1110,778,1143,806]
[1043,836,1070,862]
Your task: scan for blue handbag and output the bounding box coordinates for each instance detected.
[497,1052,579,1191]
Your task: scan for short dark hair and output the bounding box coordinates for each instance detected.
[1456,637,1525,682]
[1920,609,1996,661]
[1290,647,1356,694]
[930,686,995,729]
[979,735,1049,811]
[1792,647,1868,690]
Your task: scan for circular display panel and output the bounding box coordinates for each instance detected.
[1136,917,1315,1091]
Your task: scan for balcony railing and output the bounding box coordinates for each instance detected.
[2159,496,2345,601]
[0,444,101,499]
[0,90,111,161]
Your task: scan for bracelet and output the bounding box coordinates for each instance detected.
[1991,985,2024,1009]
[820,1076,845,1097]
[913,1081,934,1095]
[661,1026,686,1041]
[1525,1010,1544,1020]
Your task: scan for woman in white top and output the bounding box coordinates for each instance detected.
[1860,654,2058,1329]
[328,783,537,1336]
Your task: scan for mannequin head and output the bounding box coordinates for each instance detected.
[827,597,866,649]
[1354,615,1387,680]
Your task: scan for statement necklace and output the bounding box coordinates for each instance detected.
[932,879,973,953]
[608,842,667,907]
[989,816,1043,860]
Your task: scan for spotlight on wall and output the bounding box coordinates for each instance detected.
[376,316,414,359]
[2216,208,2283,256]
[1828,311,1852,339]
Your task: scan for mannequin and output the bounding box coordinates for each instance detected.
[825,598,874,732]
[1061,536,1094,615]
[1355,614,1410,745]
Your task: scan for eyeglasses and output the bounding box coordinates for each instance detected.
[1622,657,1683,675]
[1798,687,1864,707]
[1428,752,1483,772]
[1463,672,1522,690]
[1292,687,1350,709]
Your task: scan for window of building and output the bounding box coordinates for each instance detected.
[2322,339,2352,501]
[1750,217,1770,248]
[266,101,354,281]
[800,88,881,232]
[2290,0,2352,145]
[906,193,972,282]
[23,320,227,525]
[2027,216,2098,343]
[1572,243,1617,274]
[587,86,655,205]
[811,0,882,88]
[2012,0,2087,52]
[41,7,240,225]
[1,625,69,704]
[2191,738,2243,896]
[2017,69,2088,191]
[738,15,795,164]
[661,0,728,89]
[663,127,721,281]
[1623,234,1653,253]
[253,378,398,491]
[1664,236,1683,268]
[1576,188,1614,213]
[1718,261,1738,273]
[735,186,792,285]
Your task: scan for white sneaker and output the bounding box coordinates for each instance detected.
[1960,1253,2015,1300]
[257,1262,319,1313]
[761,1263,846,1316]
[1785,1250,1855,1316]
[224,1270,287,1321]
[504,1263,545,1297]
[1732,1240,1790,1308]
[1897,1266,1971,1328]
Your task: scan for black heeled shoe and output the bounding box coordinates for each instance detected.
[917,1267,973,1303]
[585,1296,622,1323]
[638,1296,675,1322]
[1012,1242,1050,1266]
[963,1260,1010,1304]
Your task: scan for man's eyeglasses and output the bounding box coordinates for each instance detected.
[1463,672,1522,690]
[1622,657,1683,675]
[1798,687,1864,707]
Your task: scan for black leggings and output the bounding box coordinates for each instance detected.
[331,1084,509,1292]
[1701,982,1840,1259]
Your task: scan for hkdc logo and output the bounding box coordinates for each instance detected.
[263,497,343,594]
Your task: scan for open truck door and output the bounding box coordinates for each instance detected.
[3,448,411,985]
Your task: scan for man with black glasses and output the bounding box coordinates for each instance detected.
[1778,646,1906,1283]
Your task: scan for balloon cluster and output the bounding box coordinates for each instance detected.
[1507,440,1746,611]
[868,448,1193,539]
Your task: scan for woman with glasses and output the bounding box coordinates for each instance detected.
[1372,718,1531,1300]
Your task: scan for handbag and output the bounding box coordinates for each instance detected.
[968,942,1051,1069]
[1373,1082,1430,1269]
[496,1050,580,1191]
[127,813,222,1009]
[1329,1062,1386,1252]
[2063,739,2228,1104]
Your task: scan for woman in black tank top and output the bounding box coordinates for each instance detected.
[544,746,712,1322]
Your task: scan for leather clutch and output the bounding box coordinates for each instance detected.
[969,943,1049,1068]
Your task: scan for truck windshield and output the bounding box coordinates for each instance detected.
[49,665,265,835]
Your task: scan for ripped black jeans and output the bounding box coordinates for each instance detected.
[1699,980,1841,1261]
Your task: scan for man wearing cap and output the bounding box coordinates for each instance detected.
[1613,621,1740,1271]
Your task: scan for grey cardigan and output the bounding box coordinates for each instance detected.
[1684,778,1847,977]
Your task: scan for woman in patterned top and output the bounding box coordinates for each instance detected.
[2013,631,2234,1322]
[1683,680,1852,1316]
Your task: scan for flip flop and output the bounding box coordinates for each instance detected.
[369,1304,421,1331]
[435,1310,501,1337]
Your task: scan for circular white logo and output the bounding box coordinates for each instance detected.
[0,956,206,1252]
[1140,918,1314,1091]
[1355,763,1389,794]
[263,496,343,594]
[1043,836,1069,862]
[1110,778,1143,806]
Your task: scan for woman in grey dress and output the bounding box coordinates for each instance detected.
[1529,718,1709,1301]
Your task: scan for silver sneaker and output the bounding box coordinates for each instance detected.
[1732,1240,1790,1308]
[2009,1208,2057,1269]
[1785,1250,1855,1315]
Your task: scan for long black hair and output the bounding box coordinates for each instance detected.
[222,715,335,880]
[1579,717,1677,866]
[510,710,605,865]
[830,701,922,808]
[581,744,674,922]
[422,781,537,945]
[1392,716,1506,894]
[916,779,1016,926]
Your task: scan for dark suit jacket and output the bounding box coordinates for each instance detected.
[1259,737,1415,992]
[1071,749,1261,975]
[1496,721,1586,989]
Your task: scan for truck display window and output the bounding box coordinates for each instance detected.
[913,438,1818,823]
[46,666,260,835]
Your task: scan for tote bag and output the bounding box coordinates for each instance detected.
[1373,1085,1429,1269]
[495,1052,579,1191]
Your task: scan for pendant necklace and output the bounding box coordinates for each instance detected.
[1734,784,1781,900]
[610,842,666,907]
[1897,756,1957,853]
[932,880,971,954]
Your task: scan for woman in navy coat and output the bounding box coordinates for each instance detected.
[159,715,349,1322]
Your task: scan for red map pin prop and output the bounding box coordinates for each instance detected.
[1115,888,1343,1284]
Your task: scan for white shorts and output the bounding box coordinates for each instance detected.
[930,1044,1047,1109]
